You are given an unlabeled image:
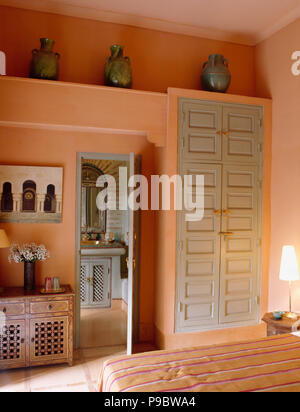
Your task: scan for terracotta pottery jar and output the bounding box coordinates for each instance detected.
[104,45,133,89]
[30,38,60,81]
[201,54,231,93]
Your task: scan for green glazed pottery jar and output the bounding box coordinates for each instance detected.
[104,45,133,89]
[30,38,60,80]
[201,54,231,93]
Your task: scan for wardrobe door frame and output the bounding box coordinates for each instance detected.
[175,97,264,334]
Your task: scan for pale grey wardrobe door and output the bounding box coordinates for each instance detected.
[181,101,223,162]
[176,163,222,332]
[219,164,260,324]
[222,105,262,163]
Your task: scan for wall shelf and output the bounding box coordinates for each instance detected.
[0,76,168,147]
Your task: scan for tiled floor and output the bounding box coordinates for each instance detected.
[0,300,155,392]
[0,344,156,392]
[80,301,127,348]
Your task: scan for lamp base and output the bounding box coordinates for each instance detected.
[285,312,298,320]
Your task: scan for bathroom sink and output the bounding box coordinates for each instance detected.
[81,240,104,246]
[80,240,126,256]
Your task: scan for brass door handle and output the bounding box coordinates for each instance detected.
[219,232,233,236]
[222,210,231,215]
[213,210,221,216]
[126,257,136,270]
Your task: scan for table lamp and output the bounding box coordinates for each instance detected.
[0,229,10,293]
[279,245,300,319]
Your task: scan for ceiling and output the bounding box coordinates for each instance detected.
[1,0,300,45]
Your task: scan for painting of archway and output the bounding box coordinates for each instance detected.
[1,182,13,212]
[22,180,36,212]
[44,184,56,213]
[0,165,63,223]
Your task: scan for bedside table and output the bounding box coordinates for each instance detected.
[262,313,300,336]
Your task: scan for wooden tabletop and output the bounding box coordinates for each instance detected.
[0,285,74,299]
[262,312,300,329]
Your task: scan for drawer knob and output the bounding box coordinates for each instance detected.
[2,307,6,314]
[48,304,53,310]
[21,338,25,344]
[31,338,35,343]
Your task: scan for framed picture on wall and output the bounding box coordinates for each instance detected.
[0,165,63,224]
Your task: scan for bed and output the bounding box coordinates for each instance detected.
[98,333,300,392]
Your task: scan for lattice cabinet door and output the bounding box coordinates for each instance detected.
[0,320,26,369]
[29,317,68,363]
[80,258,111,308]
[80,262,90,307]
[90,260,111,308]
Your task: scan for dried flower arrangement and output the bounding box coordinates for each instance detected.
[8,243,50,264]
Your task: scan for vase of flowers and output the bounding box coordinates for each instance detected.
[8,243,50,291]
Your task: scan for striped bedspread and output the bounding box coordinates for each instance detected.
[98,334,300,392]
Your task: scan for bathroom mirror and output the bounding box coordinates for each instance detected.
[81,163,106,232]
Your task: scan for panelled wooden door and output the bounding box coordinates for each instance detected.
[219,164,259,324]
[176,98,263,333]
[222,105,261,164]
[181,101,223,162]
[176,164,222,332]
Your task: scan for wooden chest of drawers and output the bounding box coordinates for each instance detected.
[0,286,74,370]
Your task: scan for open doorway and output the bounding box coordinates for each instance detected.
[75,153,140,356]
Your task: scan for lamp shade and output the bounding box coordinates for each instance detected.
[0,230,10,248]
[279,246,300,281]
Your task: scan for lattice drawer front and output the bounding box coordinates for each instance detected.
[31,317,68,361]
[93,264,106,303]
[0,321,25,363]
[80,264,87,303]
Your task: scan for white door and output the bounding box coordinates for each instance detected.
[80,261,90,307]
[80,258,111,308]
[222,104,262,164]
[176,163,222,332]
[219,164,260,323]
[181,100,223,162]
[127,153,141,355]
[90,260,111,308]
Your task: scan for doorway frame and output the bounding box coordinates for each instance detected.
[75,152,140,349]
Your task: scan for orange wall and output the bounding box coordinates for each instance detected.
[255,18,300,314]
[0,126,155,342]
[0,6,256,95]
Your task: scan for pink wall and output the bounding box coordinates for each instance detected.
[0,6,256,95]
[255,18,300,313]
[0,126,155,342]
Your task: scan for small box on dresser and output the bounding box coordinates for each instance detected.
[0,285,74,370]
